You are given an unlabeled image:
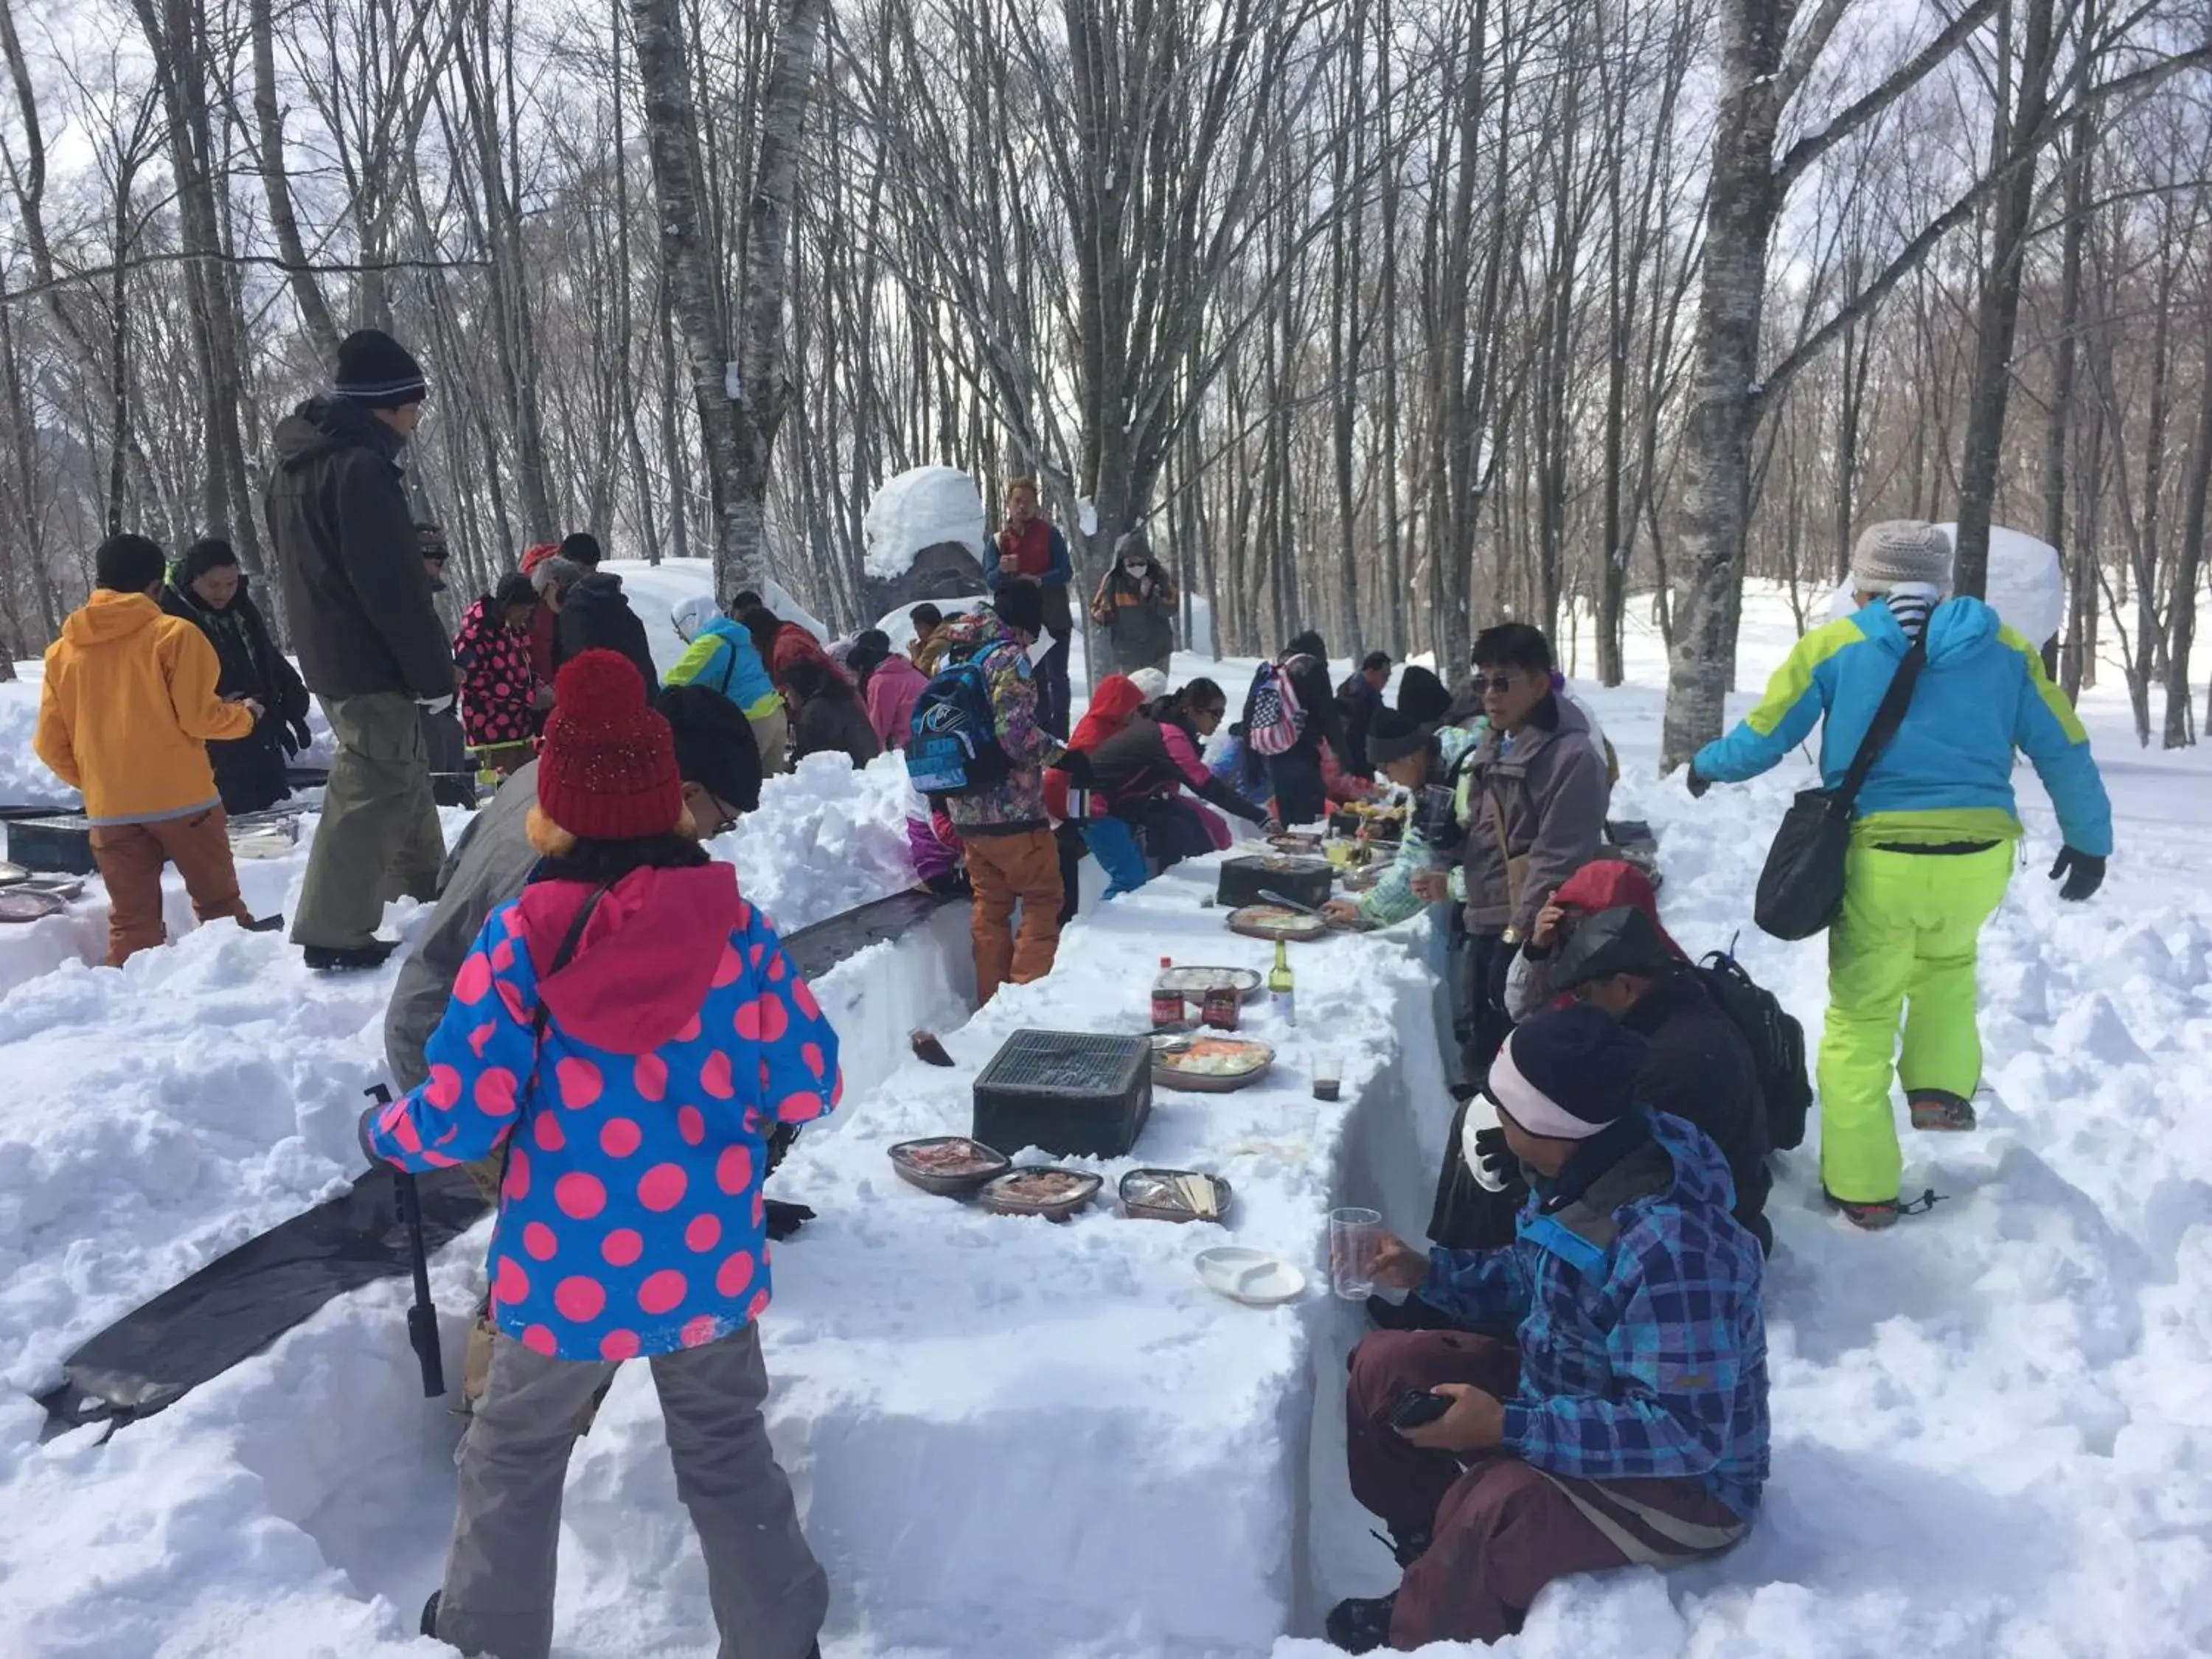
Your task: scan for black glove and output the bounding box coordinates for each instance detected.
[764,1198,815,1240]
[285,716,313,755]
[1057,748,1094,788]
[1470,1125,1517,1185]
[1685,768,1711,800]
[2050,847,2105,902]
[356,1102,386,1169]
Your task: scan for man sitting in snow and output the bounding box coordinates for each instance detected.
[1331,1004,1768,1653]
[383,684,763,1414]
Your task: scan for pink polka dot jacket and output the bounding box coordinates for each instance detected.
[366,861,842,1362]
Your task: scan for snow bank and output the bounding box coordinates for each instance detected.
[1821,523,2065,646]
[721,751,922,934]
[861,467,984,582]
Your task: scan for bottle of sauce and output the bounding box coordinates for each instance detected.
[1268,939,1296,1027]
[1151,956,1183,1028]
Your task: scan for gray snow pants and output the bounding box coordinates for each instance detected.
[436,1324,827,1659]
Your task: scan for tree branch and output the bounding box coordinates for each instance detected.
[1775,0,2003,190]
[0,248,491,308]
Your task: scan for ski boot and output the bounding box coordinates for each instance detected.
[1909,1090,1976,1132]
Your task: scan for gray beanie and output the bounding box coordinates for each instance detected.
[1851,521,1952,596]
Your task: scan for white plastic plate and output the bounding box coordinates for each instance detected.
[1194,1246,1307,1307]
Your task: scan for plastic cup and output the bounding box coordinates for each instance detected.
[1329,1206,1381,1301]
[1312,1052,1343,1102]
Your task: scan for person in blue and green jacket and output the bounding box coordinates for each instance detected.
[1687,520,2113,1230]
[1320,708,1485,931]
[668,593,789,774]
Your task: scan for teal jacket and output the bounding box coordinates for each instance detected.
[664,616,779,723]
[1695,597,2112,857]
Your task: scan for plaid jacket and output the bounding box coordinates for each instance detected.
[1421,1110,1770,1517]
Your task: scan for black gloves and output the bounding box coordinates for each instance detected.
[1057,748,1094,787]
[356,1102,386,1169]
[2050,847,2105,903]
[1470,1126,1516,1186]
[1685,768,1711,800]
[285,716,313,755]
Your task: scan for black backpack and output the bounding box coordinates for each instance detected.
[1694,949,1812,1152]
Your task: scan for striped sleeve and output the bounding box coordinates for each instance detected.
[1692,619,1860,782]
[2001,625,2113,858]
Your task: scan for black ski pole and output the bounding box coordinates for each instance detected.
[368,1085,445,1398]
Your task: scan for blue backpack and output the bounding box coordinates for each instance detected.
[906,649,1014,796]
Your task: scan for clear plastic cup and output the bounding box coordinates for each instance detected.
[1312,1052,1343,1102]
[1329,1206,1382,1300]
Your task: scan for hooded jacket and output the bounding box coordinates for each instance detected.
[1696,595,2112,855]
[862,653,929,752]
[1506,858,1682,1020]
[1088,557,1176,669]
[790,685,883,768]
[1349,723,1482,928]
[35,591,255,824]
[554,571,661,699]
[666,614,779,723]
[1419,1110,1770,1518]
[1088,703,1267,826]
[451,595,546,748]
[264,397,452,699]
[937,608,1058,835]
[1042,671,1145,821]
[1457,692,1613,936]
[1623,975,1772,1253]
[368,860,842,1362]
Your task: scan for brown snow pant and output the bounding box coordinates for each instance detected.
[964,826,1065,1001]
[90,806,254,966]
[439,1324,826,1659]
[1347,1329,1748,1647]
[292,692,445,951]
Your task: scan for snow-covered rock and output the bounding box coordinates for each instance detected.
[861,467,984,582]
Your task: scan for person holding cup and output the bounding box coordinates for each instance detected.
[1325,1005,1767,1655]
[1318,709,1482,932]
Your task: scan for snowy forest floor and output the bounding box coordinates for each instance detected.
[0,571,2208,1658]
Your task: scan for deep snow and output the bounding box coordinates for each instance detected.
[0,577,2207,1658]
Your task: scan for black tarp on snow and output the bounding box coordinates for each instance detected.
[35,886,959,1432]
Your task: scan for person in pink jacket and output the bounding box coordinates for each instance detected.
[362,648,837,1659]
[848,628,929,751]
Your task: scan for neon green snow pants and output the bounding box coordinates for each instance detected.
[1818,840,2014,1203]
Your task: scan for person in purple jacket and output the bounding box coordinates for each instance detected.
[362,648,838,1659]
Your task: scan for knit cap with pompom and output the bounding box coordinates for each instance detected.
[536,649,684,841]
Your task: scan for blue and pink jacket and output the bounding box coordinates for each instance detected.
[366,860,841,1362]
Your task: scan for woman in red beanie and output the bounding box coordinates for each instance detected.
[364,648,835,1659]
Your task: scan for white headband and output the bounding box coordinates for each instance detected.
[1487,1035,1605,1141]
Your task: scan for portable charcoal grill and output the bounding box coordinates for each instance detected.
[972,1029,1152,1160]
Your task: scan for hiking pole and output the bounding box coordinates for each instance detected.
[368,1086,446,1398]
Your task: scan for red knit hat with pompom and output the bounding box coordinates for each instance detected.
[537,650,684,841]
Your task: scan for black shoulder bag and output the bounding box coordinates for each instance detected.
[1753,628,1930,942]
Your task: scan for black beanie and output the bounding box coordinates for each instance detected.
[334,329,428,408]
[1486,1004,1649,1140]
[1553,907,1680,992]
[1367,709,1432,767]
[1395,664,1452,726]
[658,685,764,815]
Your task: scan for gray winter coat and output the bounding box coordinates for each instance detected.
[384,759,543,1091]
[1457,693,1612,936]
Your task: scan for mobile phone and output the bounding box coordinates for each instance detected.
[1391,1388,1452,1431]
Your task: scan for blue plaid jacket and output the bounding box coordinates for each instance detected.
[1420,1111,1770,1517]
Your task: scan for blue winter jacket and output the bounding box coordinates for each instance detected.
[664,616,780,723]
[1420,1111,1770,1519]
[1694,597,2112,856]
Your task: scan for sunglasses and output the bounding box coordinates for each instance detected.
[1470,672,1523,696]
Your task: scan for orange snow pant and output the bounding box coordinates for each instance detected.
[964,826,1065,1001]
[90,806,254,966]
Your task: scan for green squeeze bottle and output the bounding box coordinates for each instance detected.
[1269,938,1296,1027]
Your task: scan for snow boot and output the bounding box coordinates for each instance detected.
[910,1029,956,1068]
[1823,1188,1900,1231]
[1326,1593,1399,1654]
[303,939,397,973]
[1909,1090,1976,1131]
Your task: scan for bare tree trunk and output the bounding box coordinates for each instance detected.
[2163,290,2211,748]
[249,0,341,361]
[2046,122,2093,695]
[1952,0,2057,599]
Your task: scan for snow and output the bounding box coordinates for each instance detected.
[2,583,2211,1658]
[1823,523,2067,645]
[1077,496,1100,538]
[860,466,984,582]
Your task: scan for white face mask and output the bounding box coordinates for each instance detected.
[1124,560,1146,575]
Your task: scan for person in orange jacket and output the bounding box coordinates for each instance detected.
[34,535,271,966]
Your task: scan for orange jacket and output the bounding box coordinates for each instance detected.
[35,590,255,824]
